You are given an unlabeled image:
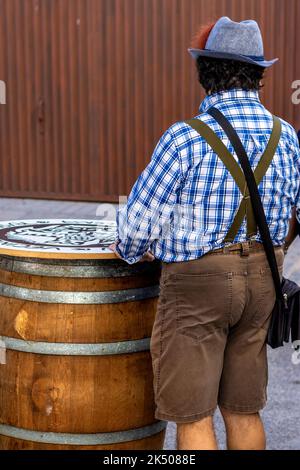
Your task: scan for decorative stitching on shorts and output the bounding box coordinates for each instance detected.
[245,257,249,305]
[251,271,269,329]
[228,272,233,323]
[171,272,230,277]
[175,277,181,331]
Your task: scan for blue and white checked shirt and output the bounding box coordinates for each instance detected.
[116,89,300,264]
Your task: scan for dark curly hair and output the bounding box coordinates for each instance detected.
[196,56,265,95]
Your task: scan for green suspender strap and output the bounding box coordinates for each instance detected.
[185,116,282,243]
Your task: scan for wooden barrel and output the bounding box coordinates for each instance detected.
[0,255,165,449]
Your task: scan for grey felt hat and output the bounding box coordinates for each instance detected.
[188,17,278,68]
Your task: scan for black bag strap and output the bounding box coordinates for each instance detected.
[207,106,284,304]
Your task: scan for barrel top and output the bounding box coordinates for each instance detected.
[0,219,119,259]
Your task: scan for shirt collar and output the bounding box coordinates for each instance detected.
[199,88,261,113]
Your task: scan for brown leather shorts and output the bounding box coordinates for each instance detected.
[150,242,284,423]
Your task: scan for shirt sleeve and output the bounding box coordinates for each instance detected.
[115,128,182,264]
[293,134,300,211]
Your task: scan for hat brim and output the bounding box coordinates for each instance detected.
[188,48,278,68]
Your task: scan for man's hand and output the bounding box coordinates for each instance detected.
[109,243,123,260]
[108,243,155,263]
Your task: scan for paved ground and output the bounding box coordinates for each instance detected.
[0,197,299,450]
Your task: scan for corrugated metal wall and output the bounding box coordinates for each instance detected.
[0,0,299,202]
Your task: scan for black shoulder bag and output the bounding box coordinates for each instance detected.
[208,107,300,349]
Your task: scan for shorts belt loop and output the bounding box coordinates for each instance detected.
[223,244,230,254]
[241,241,250,257]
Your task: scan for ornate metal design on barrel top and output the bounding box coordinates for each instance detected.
[0,220,166,450]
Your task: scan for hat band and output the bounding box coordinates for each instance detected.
[204,49,265,62]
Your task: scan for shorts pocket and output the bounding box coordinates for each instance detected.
[173,272,232,342]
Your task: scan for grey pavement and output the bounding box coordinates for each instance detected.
[0,197,299,450]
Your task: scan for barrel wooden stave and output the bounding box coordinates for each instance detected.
[0,297,157,343]
[0,351,155,433]
[0,267,161,291]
